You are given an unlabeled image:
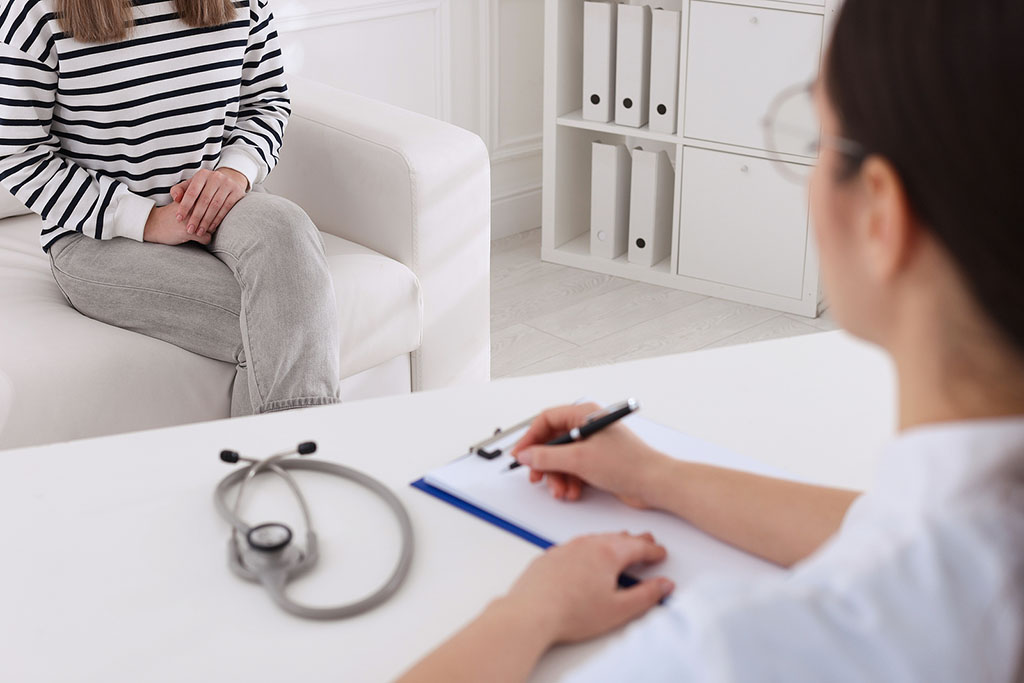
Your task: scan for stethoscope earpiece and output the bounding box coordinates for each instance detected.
[213,442,414,620]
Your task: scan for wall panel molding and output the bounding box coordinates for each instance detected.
[276,0,452,121]
[490,136,542,164]
[479,0,542,156]
[480,0,544,237]
[278,0,542,238]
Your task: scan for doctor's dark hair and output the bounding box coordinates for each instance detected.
[824,0,1024,353]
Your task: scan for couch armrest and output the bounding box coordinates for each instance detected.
[265,77,491,390]
[0,369,11,438]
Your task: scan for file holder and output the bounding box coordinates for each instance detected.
[628,148,675,267]
[582,1,617,123]
[591,141,632,260]
[615,4,653,128]
[649,9,681,134]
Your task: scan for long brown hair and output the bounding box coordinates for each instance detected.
[57,0,237,43]
[825,0,1024,355]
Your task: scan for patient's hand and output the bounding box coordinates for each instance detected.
[512,402,672,507]
[170,168,248,239]
[143,203,211,246]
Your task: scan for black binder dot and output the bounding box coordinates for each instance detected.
[623,98,633,109]
[657,104,667,116]
[591,94,600,105]
[636,238,646,249]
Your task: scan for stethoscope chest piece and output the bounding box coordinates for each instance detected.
[247,522,293,552]
[214,442,414,620]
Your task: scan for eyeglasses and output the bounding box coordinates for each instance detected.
[762,81,867,184]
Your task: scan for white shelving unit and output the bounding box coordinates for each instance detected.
[541,0,842,317]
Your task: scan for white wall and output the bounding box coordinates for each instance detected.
[274,0,545,240]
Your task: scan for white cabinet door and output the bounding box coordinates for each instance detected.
[683,1,823,155]
[678,147,810,299]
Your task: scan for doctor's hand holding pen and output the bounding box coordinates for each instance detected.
[512,403,861,569]
[510,402,670,508]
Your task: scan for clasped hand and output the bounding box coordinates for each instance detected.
[143,167,249,245]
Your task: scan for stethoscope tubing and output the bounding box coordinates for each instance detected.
[215,457,415,620]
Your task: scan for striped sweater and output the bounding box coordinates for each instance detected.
[0,0,289,251]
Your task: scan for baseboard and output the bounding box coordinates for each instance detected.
[491,185,541,240]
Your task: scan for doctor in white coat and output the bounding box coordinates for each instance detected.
[400,0,1024,680]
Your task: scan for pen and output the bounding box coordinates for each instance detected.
[506,398,641,471]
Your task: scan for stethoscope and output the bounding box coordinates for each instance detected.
[214,441,415,619]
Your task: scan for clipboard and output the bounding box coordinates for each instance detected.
[411,411,556,550]
[410,406,791,587]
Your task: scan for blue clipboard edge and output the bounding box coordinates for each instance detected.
[409,478,642,590]
[411,478,554,549]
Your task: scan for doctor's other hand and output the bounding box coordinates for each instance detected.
[498,532,674,645]
[169,167,248,239]
[143,202,211,246]
[512,403,671,507]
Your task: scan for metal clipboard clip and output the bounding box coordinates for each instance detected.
[466,400,592,461]
[464,397,593,462]
[466,413,541,460]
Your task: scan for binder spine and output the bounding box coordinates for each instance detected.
[649,9,681,134]
[591,142,632,260]
[628,149,675,267]
[615,4,653,128]
[582,1,617,123]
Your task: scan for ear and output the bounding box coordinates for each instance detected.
[858,156,918,282]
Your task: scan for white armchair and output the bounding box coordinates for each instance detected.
[0,77,491,450]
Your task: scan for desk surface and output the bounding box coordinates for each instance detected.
[0,331,894,682]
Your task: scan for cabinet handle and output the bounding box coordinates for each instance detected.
[740,165,750,174]
[750,15,759,25]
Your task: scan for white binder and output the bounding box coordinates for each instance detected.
[591,141,632,260]
[648,9,681,134]
[582,1,617,123]
[615,4,652,128]
[628,148,675,267]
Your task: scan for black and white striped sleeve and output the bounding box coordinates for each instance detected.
[216,0,290,188]
[0,43,155,242]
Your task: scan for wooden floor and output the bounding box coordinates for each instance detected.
[491,229,840,378]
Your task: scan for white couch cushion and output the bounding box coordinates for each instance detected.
[0,189,29,220]
[0,213,422,449]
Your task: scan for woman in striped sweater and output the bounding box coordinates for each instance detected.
[0,0,341,415]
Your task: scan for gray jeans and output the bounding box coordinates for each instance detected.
[48,192,341,416]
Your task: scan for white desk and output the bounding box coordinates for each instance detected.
[0,331,894,682]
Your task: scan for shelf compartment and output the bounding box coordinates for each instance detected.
[550,125,680,266]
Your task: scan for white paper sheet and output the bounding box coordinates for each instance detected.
[424,413,790,586]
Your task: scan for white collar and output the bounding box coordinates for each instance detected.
[873,417,1024,506]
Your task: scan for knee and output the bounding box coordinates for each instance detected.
[225,193,324,256]
[236,193,315,233]
[255,194,315,231]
